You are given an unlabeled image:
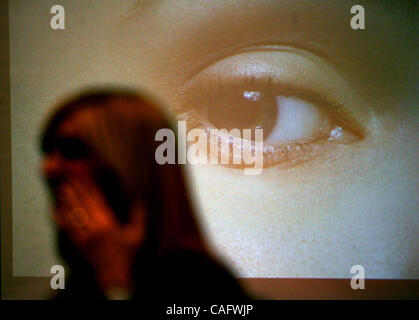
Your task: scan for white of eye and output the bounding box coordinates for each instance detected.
[265,96,327,143]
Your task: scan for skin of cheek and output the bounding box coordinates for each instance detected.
[187,104,419,278]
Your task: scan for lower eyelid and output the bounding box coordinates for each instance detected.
[181,117,360,169]
[262,136,358,169]
[176,96,363,167]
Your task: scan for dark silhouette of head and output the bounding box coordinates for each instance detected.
[42,89,206,255]
[40,89,246,299]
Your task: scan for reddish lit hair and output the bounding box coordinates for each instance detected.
[41,88,208,255]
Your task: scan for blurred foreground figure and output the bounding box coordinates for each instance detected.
[40,89,247,299]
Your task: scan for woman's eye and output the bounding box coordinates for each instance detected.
[191,88,331,143]
[173,49,364,169]
[175,80,361,169]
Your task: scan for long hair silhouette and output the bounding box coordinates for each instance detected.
[41,89,246,299]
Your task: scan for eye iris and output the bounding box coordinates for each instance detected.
[197,89,278,137]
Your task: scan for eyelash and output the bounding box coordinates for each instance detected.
[175,74,364,169]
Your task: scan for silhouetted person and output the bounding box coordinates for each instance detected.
[40,89,247,300]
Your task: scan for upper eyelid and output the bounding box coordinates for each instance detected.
[235,44,336,65]
[182,44,337,85]
[178,48,350,107]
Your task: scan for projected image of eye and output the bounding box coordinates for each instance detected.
[193,88,333,143]
[177,79,361,168]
